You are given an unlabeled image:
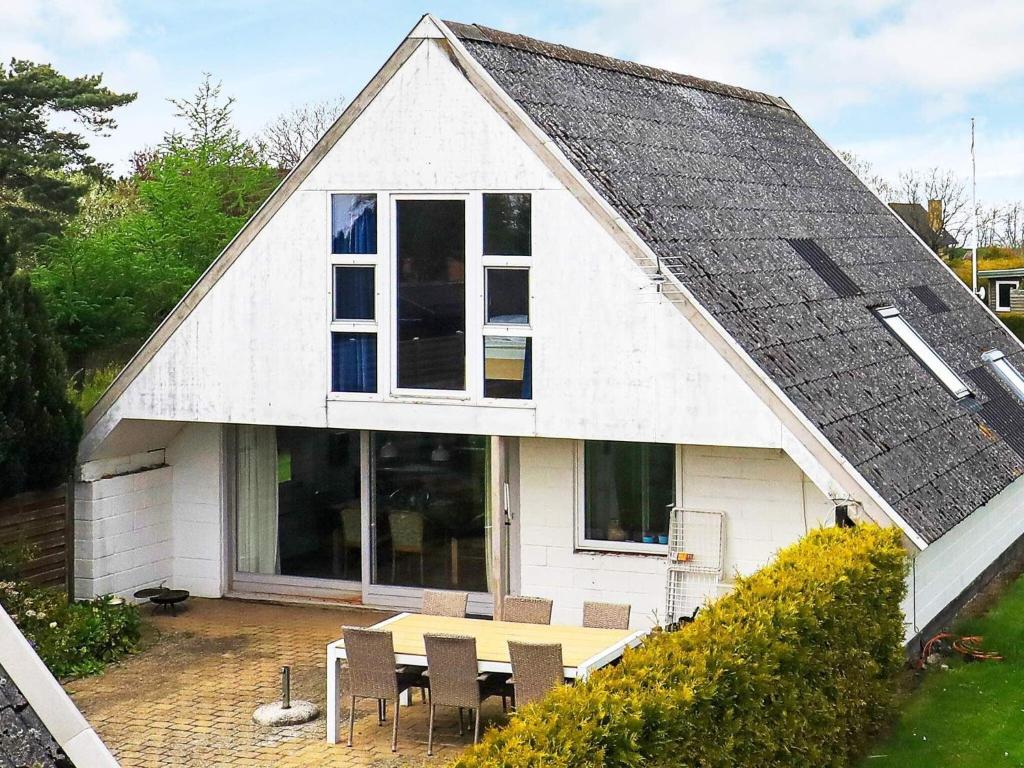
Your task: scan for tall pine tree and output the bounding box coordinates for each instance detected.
[0,61,134,494]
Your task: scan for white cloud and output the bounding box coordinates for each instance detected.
[565,0,1024,115]
[847,123,1024,203]
[0,0,129,57]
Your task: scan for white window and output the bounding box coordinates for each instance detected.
[982,349,1024,401]
[329,194,379,394]
[575,440,678,554]
[875,306,971,399]
[995,280,1019,312]
[482,194,533,400]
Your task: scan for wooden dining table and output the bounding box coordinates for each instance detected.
[326,612,646,744]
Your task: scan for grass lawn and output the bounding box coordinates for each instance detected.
[862,574,1024,767]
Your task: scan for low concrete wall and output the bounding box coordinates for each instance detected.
[74,465,173,599]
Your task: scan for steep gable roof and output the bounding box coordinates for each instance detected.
[447,21,1024,544]
[0,663,72,768]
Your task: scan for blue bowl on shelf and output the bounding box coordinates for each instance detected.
[657,534,669,545]
[642,535,655,544]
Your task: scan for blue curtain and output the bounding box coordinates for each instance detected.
[521,337,533,399]
[334,267,374,320]
[332,333,377,393]
[332,194,377,254]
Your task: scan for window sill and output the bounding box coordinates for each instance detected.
[325,393,535,409]
[575,541,667,557]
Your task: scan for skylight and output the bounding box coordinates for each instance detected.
[982,350,1024,402]
[875,306,971,399]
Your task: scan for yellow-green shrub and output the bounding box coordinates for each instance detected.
[453,526,907,768]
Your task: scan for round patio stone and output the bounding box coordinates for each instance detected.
[252,700,319,726]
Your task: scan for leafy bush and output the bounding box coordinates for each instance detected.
[0,548,141,679]
[68,363,121,415]
[33,78,280,368]
[453,526,907,768]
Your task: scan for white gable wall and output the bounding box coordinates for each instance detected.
[83,39,784,460]
[904,472,1024,641]
[72,36,872,616]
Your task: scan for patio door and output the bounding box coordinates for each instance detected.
[365,431,494,615]
[231,426,364,598]
[228,427,510,614]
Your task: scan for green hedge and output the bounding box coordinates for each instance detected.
[453,526,907,768]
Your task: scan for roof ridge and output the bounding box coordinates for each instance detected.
[443,20,791,111]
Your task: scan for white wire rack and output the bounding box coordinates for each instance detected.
[665,508,725,623]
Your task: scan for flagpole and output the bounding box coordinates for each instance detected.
[972,117,978,297]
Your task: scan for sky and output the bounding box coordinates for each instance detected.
[3,0,1024,204]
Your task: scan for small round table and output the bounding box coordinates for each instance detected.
[133,587,190,614]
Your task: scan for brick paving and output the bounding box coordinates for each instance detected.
[65,598,506,767]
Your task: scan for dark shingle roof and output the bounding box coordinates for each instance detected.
[449,21,1024,543]
[0,663,72,768]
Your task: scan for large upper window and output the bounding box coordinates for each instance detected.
[395,199,466,391]
[579,440,675,552]
[875,305,971,399]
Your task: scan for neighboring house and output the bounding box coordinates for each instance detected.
[979,267,1024,314]
[0,607,118,767]
[74,16,1024,643]
[889,200,958,255]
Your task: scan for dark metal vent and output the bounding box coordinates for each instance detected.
[965,367,1024,459]
[909,285,951,313]
[785,238,862,298]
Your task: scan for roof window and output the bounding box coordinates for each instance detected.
[982,350,1024,402]
[875,305,971,399]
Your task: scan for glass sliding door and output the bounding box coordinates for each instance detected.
[234,427,362,582]
[372,431,489,592]
[395,199,466,391]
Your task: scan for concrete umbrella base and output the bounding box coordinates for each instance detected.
[253,700,319,726]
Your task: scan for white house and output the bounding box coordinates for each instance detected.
[74,16,1024,641]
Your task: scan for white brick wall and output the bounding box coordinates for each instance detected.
[167,423,224,597]
[75,423,225,600]
[680,445,833,578]
[904,472,1024,641]
[74,465,173,599]
[516,438,832,629]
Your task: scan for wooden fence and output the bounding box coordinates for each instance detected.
[0,485,73,592]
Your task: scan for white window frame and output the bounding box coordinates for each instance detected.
[574,441,682,556]
[875,305,971,399]
[983,349,1024,401]
[995,279,1019,312]
[483,265,531,329]
[481,265,533,403]
[327,192,382,399]
[390,193,474,401]
[481,194,533,402]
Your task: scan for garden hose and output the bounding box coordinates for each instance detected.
[917,632,1003,669]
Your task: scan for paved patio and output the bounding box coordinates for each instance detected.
[64,598,507,767]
